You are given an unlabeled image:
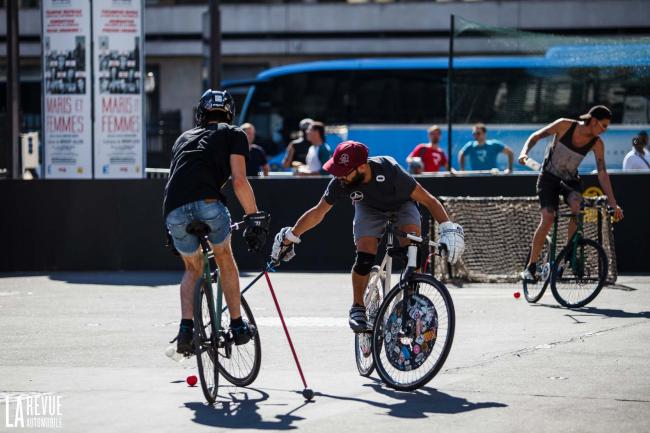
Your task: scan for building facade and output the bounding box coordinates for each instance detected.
[1,0,648,167]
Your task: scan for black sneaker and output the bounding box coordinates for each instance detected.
[174,325,194,355]
[231,320,255,346]
[348,304,368,332]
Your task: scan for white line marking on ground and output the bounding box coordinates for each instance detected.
[255,317,347,327]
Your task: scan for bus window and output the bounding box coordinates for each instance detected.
[245,71,351,154]
[593,67,650,123]
[453,68,540,123]
[349,70,445,124]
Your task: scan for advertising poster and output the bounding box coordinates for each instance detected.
[92,0,145,178]
[42,0,93,179]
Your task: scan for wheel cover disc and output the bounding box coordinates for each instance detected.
[383,294,438,371]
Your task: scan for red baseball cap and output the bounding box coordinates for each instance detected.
[323,141,369,177]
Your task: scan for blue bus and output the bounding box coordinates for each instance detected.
[235,47,650,172]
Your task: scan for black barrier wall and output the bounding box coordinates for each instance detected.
[1,174,648,273]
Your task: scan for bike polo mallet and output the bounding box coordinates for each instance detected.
[227,241,315,401]
[263,262,315,401]
[265,245,314,401]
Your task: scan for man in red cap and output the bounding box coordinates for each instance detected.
[271,141,465,332]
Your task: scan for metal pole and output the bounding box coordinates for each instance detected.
[209,0,221,89]
[7,0,21,178]
[446,14,454,170]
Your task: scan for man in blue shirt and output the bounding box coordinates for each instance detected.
[458,123,514,173]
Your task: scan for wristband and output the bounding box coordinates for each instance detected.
[285,229,302,244]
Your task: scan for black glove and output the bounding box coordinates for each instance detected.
[243,211,271,253]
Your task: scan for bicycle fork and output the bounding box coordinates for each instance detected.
[399,244,420,336]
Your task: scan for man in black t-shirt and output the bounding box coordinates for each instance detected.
[241,122,269,177]
[270,141,465,332]
[164,89,270,354]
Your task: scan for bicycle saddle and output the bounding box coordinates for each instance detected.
[186,220,211,237]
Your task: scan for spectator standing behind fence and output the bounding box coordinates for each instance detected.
[297,121,332,176]
[406,125,448,173]
[622,131,650,171]
[283,118,313,169]
[241,123,269,177]
[458,123,514,173]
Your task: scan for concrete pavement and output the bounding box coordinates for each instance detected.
[0,272,649,432]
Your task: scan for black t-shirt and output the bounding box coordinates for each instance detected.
[323,156,417,212]
[163,123,249,217]
[289,137,311,164]
[246,144,268,177]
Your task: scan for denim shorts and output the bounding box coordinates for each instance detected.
[165,200,231,255]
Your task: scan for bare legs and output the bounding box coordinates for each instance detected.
[527,196,581,268]
[178,236,241,321]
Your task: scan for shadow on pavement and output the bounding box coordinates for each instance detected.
[532,303,650,319]
[47,272,182,287]
[185,387,307,430]
[607,284,637,292]
[315,379,507,418]
[43,271,262,287]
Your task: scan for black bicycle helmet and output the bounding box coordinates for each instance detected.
[196,89,235,126]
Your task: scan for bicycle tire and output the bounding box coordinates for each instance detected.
[522,239,551,303]
[550,238,608,308]
[372,273,455,391]
[355,266,384,377]
[194,277,220,404]
[217,296,262,387]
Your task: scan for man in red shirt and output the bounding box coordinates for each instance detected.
[406,125,447,172]
[406,125,448,173]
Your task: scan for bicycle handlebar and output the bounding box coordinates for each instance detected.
[557,181,615,215]
[230,220,246,231]
[392,227,444,254]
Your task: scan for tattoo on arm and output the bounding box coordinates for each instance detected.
[596,157,606,172]
[538,130,552,139]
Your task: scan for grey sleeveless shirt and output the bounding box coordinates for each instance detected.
[543,121,598,180]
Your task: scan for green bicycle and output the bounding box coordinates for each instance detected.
[186,220,262,405]
[523,193,614,308]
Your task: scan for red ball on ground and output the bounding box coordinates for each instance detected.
[514,291,521,299]
[186,375,198,386]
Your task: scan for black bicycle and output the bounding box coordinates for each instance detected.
[523,194,614,308]
[355,221,456,391]
[186,220,261,404]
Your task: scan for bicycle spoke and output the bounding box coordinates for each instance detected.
[216,296,262,386]
[551,239,607,308]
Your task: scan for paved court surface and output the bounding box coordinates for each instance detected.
[1,272,649,433]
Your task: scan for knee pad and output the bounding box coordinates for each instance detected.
[353,252,376,276]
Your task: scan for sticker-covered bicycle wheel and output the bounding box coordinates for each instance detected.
[383,294,438,371]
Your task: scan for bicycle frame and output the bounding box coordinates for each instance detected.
[376,228,395,297]
[197,219,248,348]
[379,222,441,290]
[197,235,223,346]
[547,197,608,276]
